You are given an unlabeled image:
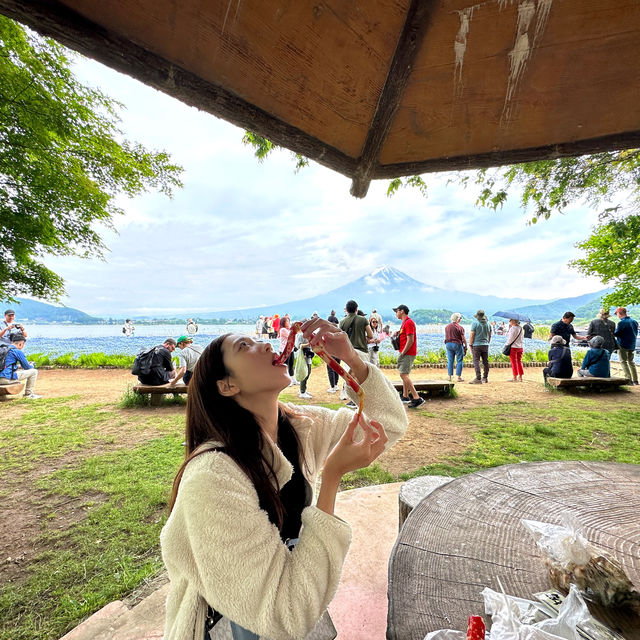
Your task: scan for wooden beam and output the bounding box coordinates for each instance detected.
[0,0,358,179]
[373,131,640,179]
[350,0,438,198]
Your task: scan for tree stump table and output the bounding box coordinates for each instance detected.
[387,461,640,639]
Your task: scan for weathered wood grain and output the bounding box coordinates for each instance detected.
[387,461,640,639]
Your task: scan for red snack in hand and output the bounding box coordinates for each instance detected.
[466,615,485,640]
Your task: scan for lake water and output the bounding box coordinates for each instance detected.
[21,323,588,360]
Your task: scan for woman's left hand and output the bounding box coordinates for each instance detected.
[301,318,355,362]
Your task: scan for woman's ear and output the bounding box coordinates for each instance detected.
[217,377,239,397]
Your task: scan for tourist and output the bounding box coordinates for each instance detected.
[577,336,610,378]
[614,307,639,385]
[186,318,198,335]
[122,318,135,337]
[444,312,467,383]
[273,314,281,335]
[394,304,424,408]
[586,309,617,353]
[367,316,382,367]
[0,309,28,346]
[325,310,340,392]
[549,311,586,348]
[339,300,372,407]
[134,338,178,386]
[468,309,491,384]
[172,335,204,386]
[255,315,265,337]
[523,321,534,339]
[505,318,524,382]
[160,320,407,640]
[370,308,383,326]
[0,333,41,398]
[295,330,314,399]
[496,321,506,335]
[542,335,572,382]
[278,316,296,381]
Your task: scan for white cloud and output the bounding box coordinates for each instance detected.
[42,56,613,317]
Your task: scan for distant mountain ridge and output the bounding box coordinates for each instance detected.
[4,267,614,325]
[198,266,608,321]
[1,298,102,324]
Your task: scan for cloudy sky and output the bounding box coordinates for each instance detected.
[45,55,606,317]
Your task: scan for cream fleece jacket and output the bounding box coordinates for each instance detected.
[161,363,407,640]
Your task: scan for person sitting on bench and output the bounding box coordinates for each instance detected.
[0,333,41,399]
[577,336,610,378]
[543,335,572,382]
[171,335,203,385]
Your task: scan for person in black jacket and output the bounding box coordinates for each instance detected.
[137,338,177,385]
[542,335,573,382]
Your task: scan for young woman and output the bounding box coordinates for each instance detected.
[505,318,524,382]
[278,316,295,379]
[161,319,407,640]
[366,316,384,367]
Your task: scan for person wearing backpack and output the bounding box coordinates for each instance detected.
[0,332,41,398]
[577,335,610,378]
[133,338,178,386]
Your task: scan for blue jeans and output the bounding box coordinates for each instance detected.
[446,342,464,376]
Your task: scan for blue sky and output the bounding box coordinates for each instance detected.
[46,55,606,317]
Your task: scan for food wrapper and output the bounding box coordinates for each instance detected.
[522,517,640,611]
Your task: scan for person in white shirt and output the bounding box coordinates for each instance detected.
[505,318,525,382]
[171,335,203,385]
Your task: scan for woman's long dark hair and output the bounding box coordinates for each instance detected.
[168,334,301,528]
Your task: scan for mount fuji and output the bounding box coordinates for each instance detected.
[198,266,560,321]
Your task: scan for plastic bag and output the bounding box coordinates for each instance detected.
[482,584,624,640]
[294,347,308,382]
[522,517,640,610]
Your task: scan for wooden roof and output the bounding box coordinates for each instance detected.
[2,0,640,196]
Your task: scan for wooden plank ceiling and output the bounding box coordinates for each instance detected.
[2,0,639,197]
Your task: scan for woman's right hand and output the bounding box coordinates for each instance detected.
[324,412,388,477]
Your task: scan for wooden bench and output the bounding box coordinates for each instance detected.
[546,376,631,391]
[133,384,188,406]
[0,381,25,402]
[392,380,455,397]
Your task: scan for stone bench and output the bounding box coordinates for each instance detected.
[392,380,455,398]
[398,475,453,528]
[546,376,631,392]
[133,384,188,406]
[0,381,25,402]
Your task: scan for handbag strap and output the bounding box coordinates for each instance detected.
[506,326,523,348]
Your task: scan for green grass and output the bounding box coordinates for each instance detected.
[344,398,640,486]
[1,387,638,640]
[0,436,184,640]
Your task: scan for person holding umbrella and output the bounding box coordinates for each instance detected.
[505,318,525,382]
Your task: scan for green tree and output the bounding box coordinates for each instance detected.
[0,17,183,301]
[464,150,640,305]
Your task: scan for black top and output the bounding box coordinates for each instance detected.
[327,314,339,325]
[550,320,576,346]
[277,417,312,543]
[139,345,173,385]
[547,346,573,378]
[523,322,534,339]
